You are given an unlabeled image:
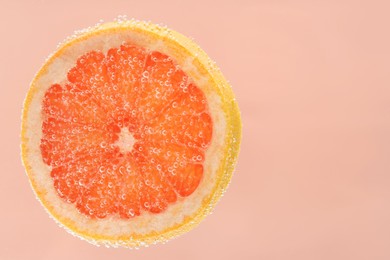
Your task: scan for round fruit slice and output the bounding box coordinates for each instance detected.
[21,20,241,248]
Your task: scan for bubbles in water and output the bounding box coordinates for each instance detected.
[114,15,129,24]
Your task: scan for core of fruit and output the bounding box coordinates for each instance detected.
[21,20,241,248]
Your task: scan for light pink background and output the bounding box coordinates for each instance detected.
[1,0,390,259]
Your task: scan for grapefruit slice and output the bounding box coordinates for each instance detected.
[21,20,241,248]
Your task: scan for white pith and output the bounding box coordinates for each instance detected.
[116,127,136,154]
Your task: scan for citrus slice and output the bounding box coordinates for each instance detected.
[21,20,241,248]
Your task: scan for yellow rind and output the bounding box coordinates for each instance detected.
[21,20,242,248]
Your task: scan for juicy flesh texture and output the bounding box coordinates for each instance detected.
[40,44,213,219]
